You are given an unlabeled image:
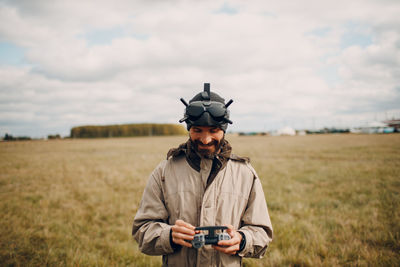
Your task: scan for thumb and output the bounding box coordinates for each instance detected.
[224,224,235,237]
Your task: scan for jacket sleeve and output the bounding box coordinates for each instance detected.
[238,167,273,258]
[132,161,174,255]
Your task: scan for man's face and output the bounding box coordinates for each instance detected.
[189,126,224,157]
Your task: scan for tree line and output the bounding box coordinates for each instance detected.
[3,133,31,141]
[70,123,187,138]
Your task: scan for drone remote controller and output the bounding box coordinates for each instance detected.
[191,226,231,249]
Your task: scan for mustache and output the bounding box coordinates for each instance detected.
[194,139,218,147]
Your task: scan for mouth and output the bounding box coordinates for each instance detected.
[196,140,216,148]
[198,143,214,149]
[194,140,218,154]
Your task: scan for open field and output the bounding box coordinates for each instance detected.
[1,134,399,266]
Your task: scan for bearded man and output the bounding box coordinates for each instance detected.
[132,83,273,266]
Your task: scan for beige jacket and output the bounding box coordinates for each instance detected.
[132,151,273,267]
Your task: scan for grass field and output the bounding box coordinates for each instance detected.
[1,134,399,266]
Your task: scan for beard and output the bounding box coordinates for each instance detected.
[192,138,223,158]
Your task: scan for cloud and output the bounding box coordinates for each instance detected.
[0,0,399,137]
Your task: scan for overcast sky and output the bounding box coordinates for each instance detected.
[1,0,399,137]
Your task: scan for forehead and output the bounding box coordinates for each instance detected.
[191,126,220,131]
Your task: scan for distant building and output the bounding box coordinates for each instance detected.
[350,121,395,134]
[384,119,400,132]
[274,126,296,136]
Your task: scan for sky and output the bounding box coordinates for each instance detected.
[0,0,399,137]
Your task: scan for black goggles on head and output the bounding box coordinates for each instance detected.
[186,101,227,120]
[179,97,233,124]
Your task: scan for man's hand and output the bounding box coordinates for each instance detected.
[171,219,196,248]
[212,225,242,255]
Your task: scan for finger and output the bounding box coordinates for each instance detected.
[224,224,233,230]
[218,230,240,246]
[212,244,238,255]
[218,237,239,247]
[223,245,239,255]
[224,224,235,237]
[175,219,196,230]
[215,243,239,253]
[171,225,195,236]
[174,238,193,248]
[222,224,236,238]
[221,224,233,231]
[172,231,195,241]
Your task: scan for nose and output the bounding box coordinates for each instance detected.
[200,133,212,145]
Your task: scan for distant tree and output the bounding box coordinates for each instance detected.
[3,133,31,141]
[4,133,14,141]
[16,136,31,141]
[48,134,61,140]
[70,123,187,138]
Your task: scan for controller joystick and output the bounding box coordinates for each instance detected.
[191,226,231,249]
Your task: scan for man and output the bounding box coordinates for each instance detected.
[132,83,273,266]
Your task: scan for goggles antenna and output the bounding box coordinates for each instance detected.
[180,98,189,107]
[179,116,188,123]
[202,83,211,100]
[225,99,233,108]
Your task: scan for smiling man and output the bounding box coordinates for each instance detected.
[190,125,223,157]
[132,83,273,266]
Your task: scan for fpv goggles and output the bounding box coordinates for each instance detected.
[179,83,233,130]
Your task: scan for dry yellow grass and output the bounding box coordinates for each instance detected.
[1,134,399,266]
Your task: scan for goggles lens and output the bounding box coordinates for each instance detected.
[207,103,226,118]
[186,103,205,117]
[187,101,226,120]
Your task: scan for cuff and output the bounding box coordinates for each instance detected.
[159,224,176,254]
[237,231,246,253]
[236,229,252,257]
[169,228,182,251]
